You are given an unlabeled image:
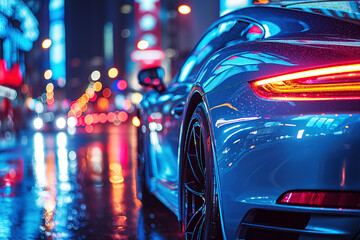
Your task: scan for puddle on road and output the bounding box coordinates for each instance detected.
[0,125,183,239]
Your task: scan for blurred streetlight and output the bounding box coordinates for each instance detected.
[137,40,149,50]
[132,116,141,127]
[44,69,53,80]
[108,67,119,78]
[46,83,54,92]
[42,39,52,49]
[178,5,191,15]
[93,81,103,92]
[91,70,101,81]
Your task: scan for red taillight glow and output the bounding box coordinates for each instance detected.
[277,191,360,209]
[250,63,360,101]
[248,25,263,34]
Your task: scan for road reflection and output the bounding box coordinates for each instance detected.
[0,123,183,239]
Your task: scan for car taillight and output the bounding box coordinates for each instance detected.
[277,191,360,209]
[250,63,360,101]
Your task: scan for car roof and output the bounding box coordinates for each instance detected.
[210,5,360,39]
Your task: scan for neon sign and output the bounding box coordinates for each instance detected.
[0,0,39,51]
[49,0,66,85]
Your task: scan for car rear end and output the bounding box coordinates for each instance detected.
[198,15,360,239]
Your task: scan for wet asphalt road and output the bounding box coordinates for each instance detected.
[0,123,184,239]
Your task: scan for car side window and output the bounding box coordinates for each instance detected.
[176,20,263,83]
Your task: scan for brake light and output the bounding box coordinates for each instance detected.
[250,63,360,101]
[277,191,360,209]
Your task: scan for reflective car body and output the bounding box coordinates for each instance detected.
[137,3,360,239]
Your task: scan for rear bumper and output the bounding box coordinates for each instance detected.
[213,113,360,239]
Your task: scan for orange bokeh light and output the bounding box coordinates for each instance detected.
[108,68,119,78]
[85,114,94,125]
[132,116,141,127]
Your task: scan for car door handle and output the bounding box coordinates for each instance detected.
[171,103,185,116]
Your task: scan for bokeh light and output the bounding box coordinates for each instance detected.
[130,92,143,105]
[85,125,94,133]
[33,117,44,130]
[42,39,52,49]
[94,81,103,92]
[99,113,108,123]
[118,111,128,122]
[21,84,29,94]
[117,80,128,90]
[56,117,67,129]
[98,97,109,111]
[85,114,94,125]
[107,112,116,123]
[132,116,141,127]
[108,68,119,78]
[91,70,101,81]
[86,88,95,98]
[67,116,77,128]
[121,4,132,14]
[46,83,54,92]
[178,5,191,15]
[44,69,53,80]
[137,40,149,50]
[103,88,112,98]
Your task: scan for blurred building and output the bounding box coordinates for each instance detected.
[23,0,221,128]
[0,0,39,138]
[64,0,219,118]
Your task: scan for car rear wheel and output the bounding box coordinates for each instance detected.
[181,103,223,240]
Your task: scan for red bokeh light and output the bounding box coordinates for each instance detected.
[99,113,108,123]
[118,111,128,122]
[108,112,116,123]
[89,92,97,102]
[103,88,112,98]
[144,77,151,84]
[85,125,94,133]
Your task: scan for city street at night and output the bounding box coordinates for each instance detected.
[0,124,183,239]
[1,0,360,239]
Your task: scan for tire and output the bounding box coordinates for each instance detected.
[137,118,150,202]
[180,103,223,240]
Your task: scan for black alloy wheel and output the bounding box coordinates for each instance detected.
[136,117,150,202]
[181,103,223,240]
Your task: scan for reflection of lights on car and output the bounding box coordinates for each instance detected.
[33,117,44,130]
[55,117,67,130]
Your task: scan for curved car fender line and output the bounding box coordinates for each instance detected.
[177,85,203,222]
[177,84,228,239]
[202,91,228,240]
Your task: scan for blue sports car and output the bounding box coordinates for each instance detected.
[137,1,360,239]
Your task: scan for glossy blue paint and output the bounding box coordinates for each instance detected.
[137,3,360,239]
